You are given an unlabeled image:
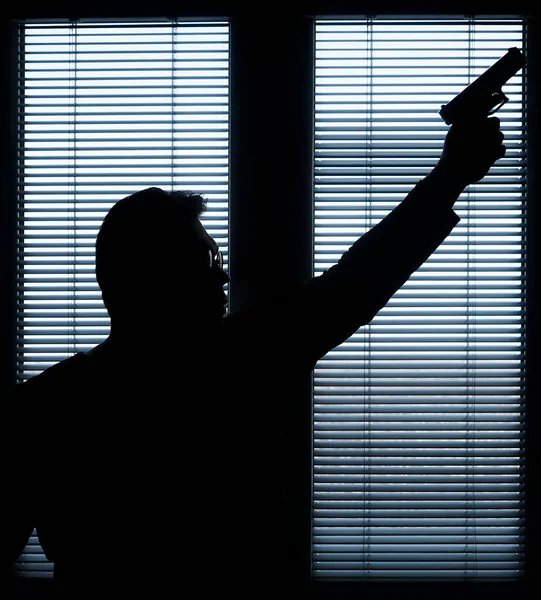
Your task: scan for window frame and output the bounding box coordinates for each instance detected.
[1,3,538,598]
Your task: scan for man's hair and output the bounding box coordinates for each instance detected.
[95,187,207,305]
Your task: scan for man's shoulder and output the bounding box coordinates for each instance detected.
[13,353,90,397]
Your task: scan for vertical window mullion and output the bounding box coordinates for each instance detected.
[228,16,315,588]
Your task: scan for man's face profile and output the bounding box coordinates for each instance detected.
[132,217,228,333]
[174,218,229,324]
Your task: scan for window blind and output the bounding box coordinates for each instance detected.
[14,18,229,578]
[313,17,526,580]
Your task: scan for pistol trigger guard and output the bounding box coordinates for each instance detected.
[488,91,509,115]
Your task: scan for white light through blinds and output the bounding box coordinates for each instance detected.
[15,19,229,578]
[313,17,526,580]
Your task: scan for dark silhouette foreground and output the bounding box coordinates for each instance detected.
[2,119,505,596]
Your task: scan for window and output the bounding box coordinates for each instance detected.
[13,18,229,578]
[313,17,526,581]
[5,10,535,595]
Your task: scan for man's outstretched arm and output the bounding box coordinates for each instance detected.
[237,117,505,368]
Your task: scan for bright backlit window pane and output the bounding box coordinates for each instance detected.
[313,17,526,581]
[15,19,229,578]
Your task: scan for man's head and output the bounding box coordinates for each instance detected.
[95,187,229,342]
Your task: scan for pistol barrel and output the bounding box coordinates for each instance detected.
[439,47,526,125]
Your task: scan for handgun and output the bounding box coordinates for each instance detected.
[439,47,526,125]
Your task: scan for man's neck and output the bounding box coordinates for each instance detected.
[90,328,221,364]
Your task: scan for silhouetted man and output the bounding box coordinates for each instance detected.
[2,119,505,596]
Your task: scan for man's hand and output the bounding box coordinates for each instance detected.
[434,116,506,189]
